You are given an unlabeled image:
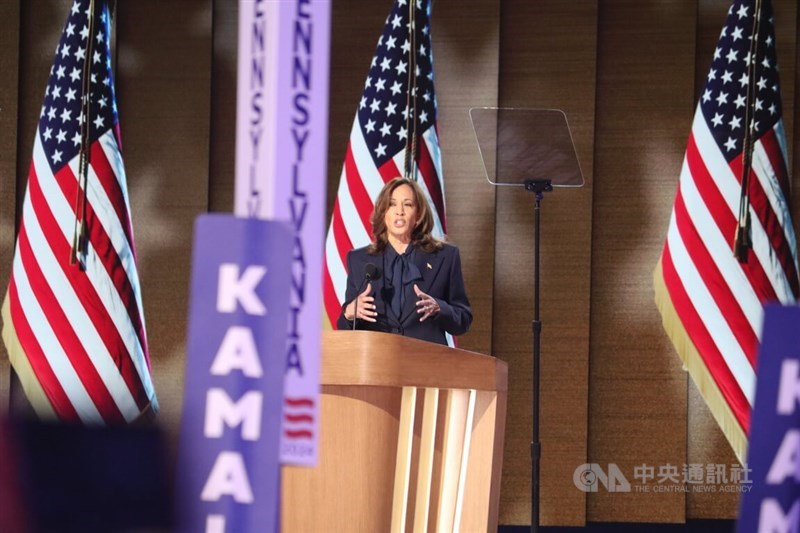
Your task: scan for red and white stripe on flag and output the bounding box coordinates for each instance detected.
[1,0,157,424]
[654,0,799,464]
[322,0,446,328]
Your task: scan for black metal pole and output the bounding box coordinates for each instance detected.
[531,191,542,533]
[524,178,550,533]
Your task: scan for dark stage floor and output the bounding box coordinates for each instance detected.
[499,519,736,532]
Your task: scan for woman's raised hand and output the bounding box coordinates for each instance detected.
[348,283,376,322]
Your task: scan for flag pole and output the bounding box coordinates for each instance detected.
[733,0,763,263]
[402,0,418,179]
[70,0,99,268]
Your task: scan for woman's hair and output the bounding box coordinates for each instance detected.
[368,177,444,254]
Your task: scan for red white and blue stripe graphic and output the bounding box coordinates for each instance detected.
[283,396,316,440]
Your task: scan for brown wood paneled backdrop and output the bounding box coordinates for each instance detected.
[114,0,214,447]
[590,0,696,524]
[3,0,800,527]
[0,0,20,415]
[496,0,596,526]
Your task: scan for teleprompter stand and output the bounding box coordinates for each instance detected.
[470,108,584,533]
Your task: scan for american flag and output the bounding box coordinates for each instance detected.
[1,0,157,424]
[322,0,446,327]
[654,0,799,463]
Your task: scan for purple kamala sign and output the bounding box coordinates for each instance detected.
[176,215,293,533]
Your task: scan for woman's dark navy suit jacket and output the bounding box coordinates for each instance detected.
[337,243,472,345]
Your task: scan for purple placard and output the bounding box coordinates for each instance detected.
[738,304,800,531]
[176,215,293,533]
[234,0,330,465]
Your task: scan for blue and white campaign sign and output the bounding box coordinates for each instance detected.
[234,0,331,466]
[738,304,800,532]
[176,214,293,533]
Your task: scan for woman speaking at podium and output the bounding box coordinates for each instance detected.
[337,177,472,345]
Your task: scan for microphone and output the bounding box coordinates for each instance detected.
[353,264,380,331]
[365,263,379,281]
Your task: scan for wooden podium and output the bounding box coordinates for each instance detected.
[282,331,508,532]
